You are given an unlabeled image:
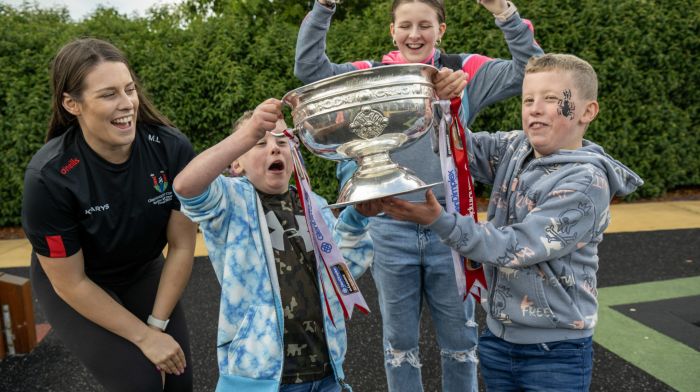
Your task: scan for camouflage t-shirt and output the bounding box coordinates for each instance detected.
[259,190,332,384]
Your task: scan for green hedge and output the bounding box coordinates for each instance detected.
[0,0,697,226]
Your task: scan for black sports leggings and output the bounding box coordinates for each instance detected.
[31,254,193,392]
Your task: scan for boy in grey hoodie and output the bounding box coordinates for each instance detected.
[383,53,643,391]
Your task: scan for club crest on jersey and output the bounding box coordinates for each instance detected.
[150,171,169,193]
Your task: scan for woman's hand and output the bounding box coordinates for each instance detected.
[477,0,508,15]
[354,199,384,217]
[138,327,187,375]
[36,251,188,377]
[433,68,468,100]
[382,190,443,226]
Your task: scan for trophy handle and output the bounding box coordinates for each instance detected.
[432,99,442,114]
[271,127,298,138]
[431,99,447,152]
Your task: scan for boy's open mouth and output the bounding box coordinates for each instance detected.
[268,160,285,172]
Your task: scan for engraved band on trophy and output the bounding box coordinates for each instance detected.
[282,64,440,208]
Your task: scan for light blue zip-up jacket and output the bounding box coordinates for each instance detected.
[176,176,373,391]
[429,131,643,344]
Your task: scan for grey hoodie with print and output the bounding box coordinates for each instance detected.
[429,130,643,344]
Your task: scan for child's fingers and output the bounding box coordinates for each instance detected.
[446,73,468,98]
[261,97,282,107]
[368,199,385,215]
[423,189,439,208]
[432,70,455,94]
[256,99,283,116]
[434,70,468,99]
[253,101,285,130]
[250,116,278,133]
[258,109,281,124]
[259,101,283,115]
[355,199,383,216]
[433,69,460,88]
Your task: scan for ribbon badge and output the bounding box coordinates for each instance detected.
[437,99,488,302]
[284,131,369,323]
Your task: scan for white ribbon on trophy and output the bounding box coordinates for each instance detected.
[284,131,369,323]
[437,100,488,301]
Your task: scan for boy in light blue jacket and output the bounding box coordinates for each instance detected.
[173,99,381,391]
[383,54,643,391]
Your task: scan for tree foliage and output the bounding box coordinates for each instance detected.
[0,0,697,226]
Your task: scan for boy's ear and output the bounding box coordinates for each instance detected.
[62,93,81,116]
[231,160,245,176]
[580,100,599,125]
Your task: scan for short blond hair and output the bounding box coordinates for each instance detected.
[231,110,254,134]
[525,54,598,101]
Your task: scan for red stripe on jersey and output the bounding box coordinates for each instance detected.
[351,61,372,70]
[45,235,67,258]
[463,54,492,83]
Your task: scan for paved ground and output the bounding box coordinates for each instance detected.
[1,201,699,391]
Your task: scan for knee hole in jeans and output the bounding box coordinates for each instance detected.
[385,345,422,369]
[440,347,478,364]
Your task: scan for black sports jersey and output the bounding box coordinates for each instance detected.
[22,123,195,285]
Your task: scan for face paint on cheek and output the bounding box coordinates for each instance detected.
[557,89,576,120]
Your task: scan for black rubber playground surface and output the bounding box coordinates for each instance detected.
[1,228,698,391]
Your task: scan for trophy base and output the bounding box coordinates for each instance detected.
[328,182,442,209]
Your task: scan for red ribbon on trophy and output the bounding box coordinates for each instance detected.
[283,130,369,324]
[437,99,488,302]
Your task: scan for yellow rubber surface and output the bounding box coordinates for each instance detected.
[2,200,699,269]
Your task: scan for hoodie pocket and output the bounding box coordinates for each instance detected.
[222,304,281,379]
[224,306,256,354]
[529,272,558,327]
[507,272,557,329]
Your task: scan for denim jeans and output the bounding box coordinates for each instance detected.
[479,328,593,391]
[280,375,341,392]
[369,215,479,392]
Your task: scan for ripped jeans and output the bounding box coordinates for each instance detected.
[369,216,479,392]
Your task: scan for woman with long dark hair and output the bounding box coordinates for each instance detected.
[22,38,196,391]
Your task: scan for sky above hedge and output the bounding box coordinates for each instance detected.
[4,0,181,20]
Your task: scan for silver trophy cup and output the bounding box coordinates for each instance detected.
[282,64,439,208]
